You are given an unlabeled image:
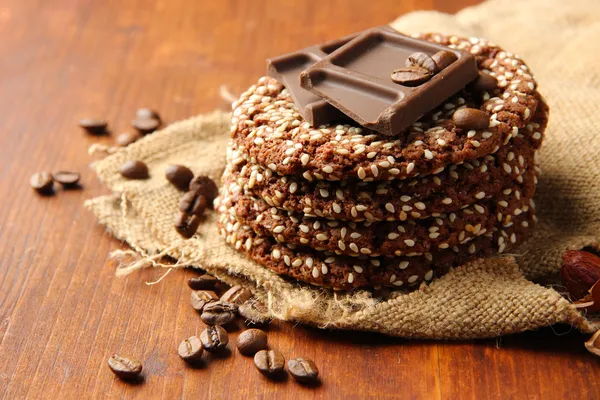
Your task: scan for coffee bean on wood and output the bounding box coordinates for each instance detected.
[119,160,149,180]
[30,172,54,195]
[220,285,252,305]
[390,66,432,86]
[190,290,218,311]
[132,118,160,135]
[52,171,80,188]
[405,52,437,74]
[288,357,319,383]
[188,176,219,203]
[254,349,285,376]
[431,50,458,71]
[188,274,218,290]
[79,118,108,135]
[178,336,204,361]
[166,164,194,191]
[236,329,267,356]
[452,108,490,130]
[135,107,161,122]
[201,300,237,326]
[116,132,141,147]
[107,354,143,380]
[174,212,201,238]
[199,325,229,352]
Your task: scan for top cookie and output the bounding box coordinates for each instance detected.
[230,33,541,182]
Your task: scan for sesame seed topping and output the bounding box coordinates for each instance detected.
[399,261,409,269]
[404,239,416,247]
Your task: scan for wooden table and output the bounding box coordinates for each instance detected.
[0,0,597,398]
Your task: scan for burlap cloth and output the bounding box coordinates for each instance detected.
[85,0,600,339]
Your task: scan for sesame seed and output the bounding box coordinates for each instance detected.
[408,275,419,283]
[424,270,433,281]
[401,195,411,202]
[319,189,329,198]
[357,167,366,180]
[333,203,342,213]
[349,243,359,252]
[399,261,409,269]
[299,225,309,233]
[316,233,328,241]
[429,232,440,239]
[322,165,333,174]
[353,266,363,273]
[312,267,319,278]
[498,200,508,207]
[406,162,415,174]
[273,226,284,233]
[404,239,416,247]
[338,241,346,251]
[371,165,379,177]
[424,150,434,159]
[385,203,395,213]
[471,140,481,148]
[442,198,453,205]
[367,151,377,159]
[272,249,281,259]
[348,273,354,283]
[393,280,404,287]
[388,232,399,240]
[467,130,477,138]
[414,202,426,210]
[300,153,310,165]
[503,163,512,173]
[474,205,485,214]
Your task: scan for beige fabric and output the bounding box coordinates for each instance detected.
[85,0,600,338]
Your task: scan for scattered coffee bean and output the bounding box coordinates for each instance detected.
[178,336,204,361]
[116,132,141,147]
[254,349,285,376]
[190,290,218,311]
[405,52,437,74]
[52,171,80,188]
[452,108,490,130]
[174,212,201,238]
[188,176,219,203]
[220,285,252,305]
[135,107,161,122]
[79,118,108,135]
[200,325,229,352]
[166,164,194,191]
[470,72,498,94]
[179,191,208,216]
[432,50,458,71]
[132,118,160,135]
[238,300,270,324]
[120,160,149,180]
[107,354,143,380]
[201,300,238,326]
[188,274,218,290]
[30,172,54,195]
[288,357,319,383]
[236,329,267,356]
[390,66,432,86]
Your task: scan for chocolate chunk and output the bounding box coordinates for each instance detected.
[299,26,478,136]
[166,164,194,191]
[391,66,433,86]
[52,171,81,188]
[471,72,498,94]
[30,172,54,195]
[405,52,437,74]
[116,132,141,147]
[119,160,149,180]
[452,108,490,130]
[174,212,201,238]
[432,50,458,71]
[79,118,108,135]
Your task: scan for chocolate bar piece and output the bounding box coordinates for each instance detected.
[299,26,478,136]
[266,33,358,126]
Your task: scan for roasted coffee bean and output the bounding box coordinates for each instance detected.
[178,336,204,361]
[30,172,54,195]
[201,300,237,326]
[188,176,219,203]
[136,107,161,122]
[52,171,80,188]
[119,160,149,180]
[236,329,267,356]
[179,191,208,216]
[254,349,285,376]
[107,354,143,380]
[405,52,437,74]
[288,357,319,383]
[79,118,108,135]
[174,212,201,238]
[432,50,458,71]
[190,290,218,311]
[116,132,142,147]
[200,325,229,352]
[390,66,432,86]
[470,72,498,94]
[132,118,160,135]
[238,300,270,324]
[188,274,218,290]
[452,108,490,130]
[166,164,194,191]
[220,285,252,305]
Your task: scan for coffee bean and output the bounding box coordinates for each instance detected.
[236,329,267,356]
[178,336,204,361]
[79,118,108,135]
[132,118,160,135]
[432,50,458,71]
[188,176,219,203]
[120,160,149,180]
[107,354,143,380]
[390,66,432,86]
[116,132,142,147]
[405,52,437,74]
[166,164,194,191]
[452,108,490,130]
[201,300,237,326]
[190,290,218,311]
[220,285,252,305]
[200,325,229,352]
[136,107,161,122]
[288,357,319,383]
[174,212,201,238]
[254,349,285,376]
[52,171,80,188]
[188,274,218,290]
[30,172,54,195]
[471,72,498,94]
[179,191,208,216]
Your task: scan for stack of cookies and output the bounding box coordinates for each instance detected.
[216,32,548,291]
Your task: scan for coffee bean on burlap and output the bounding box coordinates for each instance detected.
[470,72,498,94]
[220,285,252,305]
[107,354,143,380]
[174,212,201,238]
[135,108,161,123]
[390,66,432,86]
[119,160,149,180]
[452,108,490,130]
[199,325,229,352]
[288,357,319,383]
[236,329,267,356]
[254,349,285,376]
[405,52,437,74]
[190,290,218,311]
[166,164,194,191]
[179,190,208,216]
[178,336,204,361]
[30,172,54,195]
[116,132,142,147]
[188,176,219,203]
[431,50,458,71]
[79,118,108,135]
[201,300,238,326]
[188,274,218,290]
[131,118,160,135]
[52,171,81,188]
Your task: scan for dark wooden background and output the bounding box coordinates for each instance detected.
[0,0,597,398]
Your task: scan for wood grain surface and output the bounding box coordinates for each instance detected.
[0,0,598,399]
